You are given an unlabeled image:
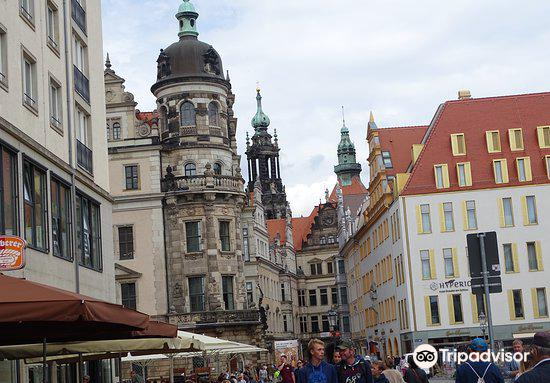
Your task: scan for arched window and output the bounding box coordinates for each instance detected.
[180,102,196,126]
[159,106,168,132]
[112,122,121,140]
[213,162,222,175]
[184,163,197,177]
[208,102,219,126]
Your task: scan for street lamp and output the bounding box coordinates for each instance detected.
[478,311,487,340]
[328,308,338,342]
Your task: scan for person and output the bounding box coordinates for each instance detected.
[131,370,145,383]
[403,356,428,383]
[296,360,305,373]
[515,331,550,383]
[381,363,404,383]
[455,338,504,383]
[259,365,269,383]
[297,338,338,383]
[82,376,90,383]
[336,339,374,383]
[502,339,523,381]
[278,355,296,383]
[333,351,342,365]
[239,373,248,383]
[371,362,390,383]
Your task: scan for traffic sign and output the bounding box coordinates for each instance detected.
[467,232,502,294]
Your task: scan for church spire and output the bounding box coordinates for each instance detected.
[176,0,199,38]
[251,88,271,132]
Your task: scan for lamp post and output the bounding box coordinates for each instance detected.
[478,311,487,340]
[328,308,338,343]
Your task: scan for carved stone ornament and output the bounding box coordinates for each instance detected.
[123,92,135,102]
[137,124,151,137]
[105,90,115,102]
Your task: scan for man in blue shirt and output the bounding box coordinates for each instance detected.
[297,339,338,383]
[455,338,504,383]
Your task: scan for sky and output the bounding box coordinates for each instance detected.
[102,0,550,216]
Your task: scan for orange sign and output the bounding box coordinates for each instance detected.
[0,236,26,271]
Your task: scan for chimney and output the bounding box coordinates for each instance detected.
[458,90,472,100]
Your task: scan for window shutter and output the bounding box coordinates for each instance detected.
[465,162,472,186]
[429,250,436,279]
[471,294,478,323]
[462,201,468,230]
[416,205,422,234]
[525,157,532,181]
[512,243,519,273]
[536,241,544,271]
[532,288,540,318]
[509,129,516,150]
[439,203,445,232]
[502,160,509,183]
[485,131,493,152]
[452,248,459,277]
[447,295,455,324]
[498,198,505,227]
[442,164,450,188]
[424,296,432,326]
[451,135,458,155]
[508,290,516,320]
[521,197,528,226]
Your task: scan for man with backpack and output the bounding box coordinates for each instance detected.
[336,340,374,383]
[455,338,504,383]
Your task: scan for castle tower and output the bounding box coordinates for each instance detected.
[334,111,362,186]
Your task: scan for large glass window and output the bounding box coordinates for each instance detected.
[219,221,230,251]
[308,289,317,306]
[0,147,18,236]
[185,221,201,253]
[222,276,234,310]
[180,102,196,126]
[320,288,328,305]
[124,165,139,190]
[298,289,306,307]
[76,194,101,270]
[51,178,71,260]
[20,0,35,22]
[310,263,322,275]
[118,226,134,260]
[23,161,47,250]
[188,276,205,312]
[208,102,219,126]
[310,316,319,333]
[121,282,136,310]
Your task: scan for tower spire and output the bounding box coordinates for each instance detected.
[176,0,199,38]
[105,53,111,69]
[251,87,270,131]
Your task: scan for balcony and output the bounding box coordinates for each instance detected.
[74,66,90,103]
[168,309,260,329]
[162,174,243,193]
[77,140,93,173]
[71,0,86,33]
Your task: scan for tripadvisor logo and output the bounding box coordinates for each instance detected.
[413,344,438,369]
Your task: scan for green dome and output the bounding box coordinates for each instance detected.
[251,89,270,129]
[178,0,197,14]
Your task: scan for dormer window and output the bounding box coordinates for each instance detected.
[208,102,219,126]
[180,102,196,126]
[382,151,393,168]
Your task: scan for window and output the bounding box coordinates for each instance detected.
[280,283,287,301]
[0,28,7,87]
[516,157,532,182]
[309,289,317,306]
[493,159,508,184]
[327,236,335,244]
[23,161,47,250]
[242,228,249,261]
[76,109,92,173]
[331,287,338,305]
[73,36,86,73]
[189,276,205,312]
[474,293,487,320]
[118,226,134,260]
[535,288,548,318]
[320,288,328,305]
[76,193,101,270]
[112,122,121,140]
[486,131,501,153]
[527,242,542,271]
[450,294,463,324]
[283,315,289,332]
[310,262,322,275]
[327,261,334,274]
[457,162,472,187]
[382,151,393,168]
[524,196,537,225]
[537,126,550,148]
[311,316,319,333]
[503,243,517,273]
[180,102,196,126]
[121,282,136,310]
[213,163,222,175]
[338,259,346,274]
[500,198,514,227]
[246,282,254,307]
[20,0,35,22]
[185,221,201,253]
[509,128,524,151]
[421,250,434,279]
[299,316,308,333]
[434,164,449,189]
[322,315,330,332]
[71,0,87,32]
[510,289,524,319]
[184,163,196,176]
[342,316,350,332]
[441,202,454,232]
[49,77,62,129]
[0,147,18,236]
[319,236,326,245]
[465,200,477,230]
[46,3,59,48]
[417,204,431,234]
[340,286,348,305]
[298,289,306,307]
[218,221,230,251]
[22,52,37,110]
[443,248,455,277]
[546,156,550,179]
[222,276,234,310]
[426,296,440,325]
[124,165,139,190]
[51,178,71,260]
[208,102,219,126]
[451,134,466,155]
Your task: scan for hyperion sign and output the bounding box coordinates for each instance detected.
[0,236,26,271]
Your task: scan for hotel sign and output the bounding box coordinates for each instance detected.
[430,279,471,293]
[0,236,26,271]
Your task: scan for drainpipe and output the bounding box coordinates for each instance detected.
[62,0,80,293]
[160,151,172,316]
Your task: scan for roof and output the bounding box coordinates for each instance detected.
[377,126,429,176]
[402,92,550,195]
[291,207,320,251]
[136,111,158,127]
[329,176,368,201]
[267,219,286,244]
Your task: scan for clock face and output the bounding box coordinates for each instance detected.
[322,215,334,226]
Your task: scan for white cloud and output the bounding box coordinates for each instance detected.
[102,0,550,215]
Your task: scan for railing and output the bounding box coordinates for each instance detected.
[73,66,90,103]
[169,309,260,327]
[71,0,86,33]
[76,139,93,173]
[162,174,243,192]
[209,127,223,137]
[181,126,197,136]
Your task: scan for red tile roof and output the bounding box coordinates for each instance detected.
[402,92,550,195]
[328,176,368,201]
[267,219,287,244]
[291,207,319,251]
[378,126,428,176]
[136,110,158,127]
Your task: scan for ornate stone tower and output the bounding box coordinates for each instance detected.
[245,89,288,219]
[334,112,362,186]
[154,0,260,344]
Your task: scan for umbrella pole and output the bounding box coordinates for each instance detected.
[169,355,174,383]
[42,337,47,383]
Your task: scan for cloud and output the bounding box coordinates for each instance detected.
[102,0,550,216]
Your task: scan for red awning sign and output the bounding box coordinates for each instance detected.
[0,236,26,271]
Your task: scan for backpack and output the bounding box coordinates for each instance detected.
[465,362,492,383]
